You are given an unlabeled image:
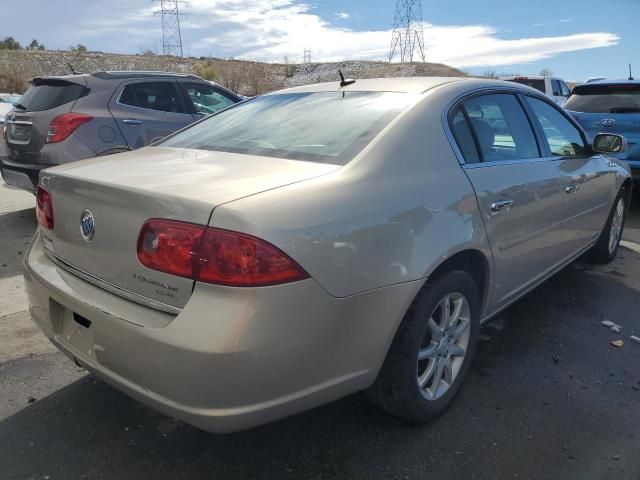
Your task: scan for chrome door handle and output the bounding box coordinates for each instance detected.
[490,199,514,214]
[565,185,579,194]
[122,119,143,125]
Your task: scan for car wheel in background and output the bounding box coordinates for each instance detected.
[367,270,480,423]
[586,187,628,264]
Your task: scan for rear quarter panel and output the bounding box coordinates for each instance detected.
[210,83,493,302]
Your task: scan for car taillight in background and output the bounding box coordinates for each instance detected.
[36,186,54,230]
[137,219,308,287]
[46,113,93,143]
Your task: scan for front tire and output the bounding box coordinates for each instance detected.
[367,270,480,423]
[587,187,628,264]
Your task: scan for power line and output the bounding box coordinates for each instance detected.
[388,0,426,63]
[153,0,187,57]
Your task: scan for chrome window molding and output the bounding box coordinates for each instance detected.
[45,250,182,315]
[441,86,590,168]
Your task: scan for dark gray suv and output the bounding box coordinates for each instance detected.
[1,71,241,192]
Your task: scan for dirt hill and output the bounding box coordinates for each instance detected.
[0,49,466,95]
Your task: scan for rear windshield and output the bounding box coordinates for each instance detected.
[564,85,640,113]
[16,81,86,112]
[506,79,545,93]
[159,91,416,165]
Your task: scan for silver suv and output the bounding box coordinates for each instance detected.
[1,71,241,192]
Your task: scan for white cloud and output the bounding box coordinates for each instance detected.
[532,18,573,27]
[334,12,350,19]
[4,0,618,69]
[187,1,618,67]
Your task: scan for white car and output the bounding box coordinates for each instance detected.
[500,76,571,105]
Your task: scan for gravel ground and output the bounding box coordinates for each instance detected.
[0,184,639,480]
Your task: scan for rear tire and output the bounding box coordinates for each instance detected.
[367,270,480,423]
[586,187,628,264]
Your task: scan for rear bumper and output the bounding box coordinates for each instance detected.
[0,136,96,192]
[24,232,420,432]
[0,159,42,191]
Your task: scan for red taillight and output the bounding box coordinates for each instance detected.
[136,219,308,287]
[36,186,54,230]
[46,113,92,143]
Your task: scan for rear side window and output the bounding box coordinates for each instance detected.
[17,81,86,112]
[526,97,586,156]
[564,84,640,114]
[454,94,539,162]
[180,82,237,115]
[507,78,545,93]
[450,109,480,164]
[119,82,185,113]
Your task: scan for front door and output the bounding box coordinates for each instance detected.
[524,95,614,251]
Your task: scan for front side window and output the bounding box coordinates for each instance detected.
[526,96,586,157]
[160,91,416,165]
[181,82,237,115]
[560,81,571,97]
[119,82,185,113]
[551,80,562,97]
[456,94,539,162]
[564,84,640,114]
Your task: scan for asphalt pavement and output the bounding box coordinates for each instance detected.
[1,184,639,480]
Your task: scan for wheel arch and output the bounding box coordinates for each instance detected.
[425,249,491,315]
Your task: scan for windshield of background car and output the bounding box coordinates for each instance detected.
[159,91,417,165]
[564,84,640,113]
[507,78,546,93]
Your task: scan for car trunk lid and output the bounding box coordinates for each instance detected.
[39,147,339,310]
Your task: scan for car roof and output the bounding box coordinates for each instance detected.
[269,77,555,97]
[270,77,470,95]
[91,71,202,80]
[576,78,640,87]
[30,71,204,83]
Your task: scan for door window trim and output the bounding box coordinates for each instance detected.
[114,79,189,115]
[442,86,592,168]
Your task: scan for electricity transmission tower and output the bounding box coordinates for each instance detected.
[153,0,187,57]
[303,48,312,63]
[388,0,426,63]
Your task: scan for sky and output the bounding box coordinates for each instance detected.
[0,0,638,81]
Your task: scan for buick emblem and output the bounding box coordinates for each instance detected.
[79,210,96,242]
[601,118,616,127]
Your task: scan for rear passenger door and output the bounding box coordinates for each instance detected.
[450,92,578,310]
[109,80,194,149]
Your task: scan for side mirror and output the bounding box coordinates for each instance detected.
[593,133,626,154]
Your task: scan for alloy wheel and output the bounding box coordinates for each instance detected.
[417,292,471,401]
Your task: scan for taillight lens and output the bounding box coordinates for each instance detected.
[137,219,308,287]
[46,113,93,143]
[36,186,54,230]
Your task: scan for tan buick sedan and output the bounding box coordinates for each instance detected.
[25,77,631,433]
